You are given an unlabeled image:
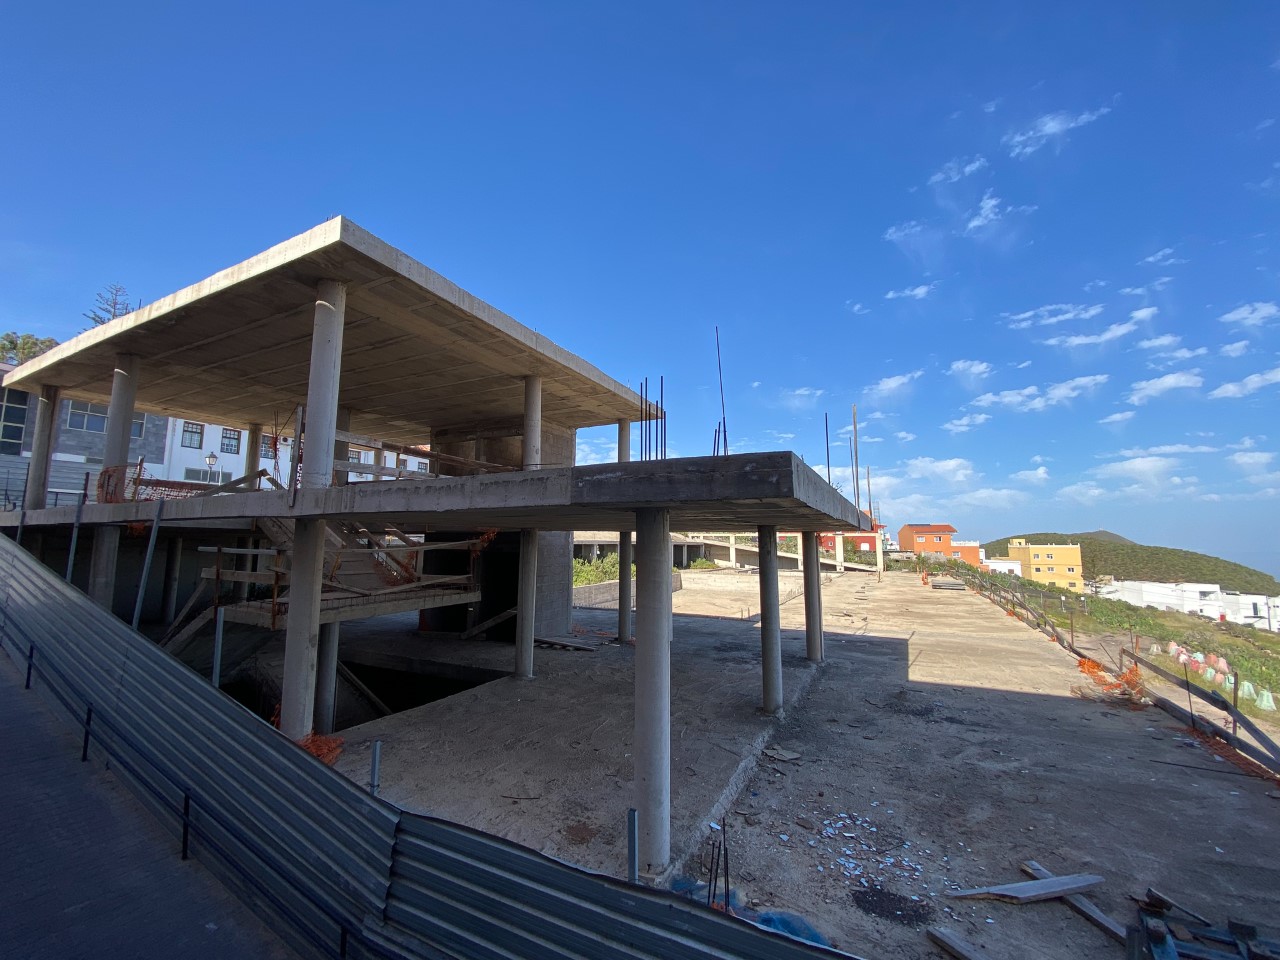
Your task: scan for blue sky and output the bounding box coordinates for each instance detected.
[2,3,1278,575]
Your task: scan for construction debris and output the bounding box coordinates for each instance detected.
[949,873,1104,904]
[926,926,993,959]
[1019,860,1124,943]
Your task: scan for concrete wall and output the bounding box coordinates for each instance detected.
[571,573,682,610]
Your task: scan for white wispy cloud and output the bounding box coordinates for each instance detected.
[1120,276,1173,296]
[1118,444,1216,456]
[1139,247,1188,266]
[951,487,1030,509]
[1058,481,1109,504]
[1011,465,1050,483]
[1126,370,1203,405]
[965,189,1001,233]
[1138,334,1180,349]
[904,456,977,485]
[1228,451,1275,471]
[948,359,993,379]
[928,155,988,185]
[1093,455,1183,487]
[982,99,1000,113]
[779,386,825,411]
[845,301,870,315]
[1043,319,1137,347]
[971,374,1109,412]
[1084,279,1108,291]
[1130,306,1159,322]
[864,370,924,399]
[1257,118,1276,133]
[894,431,916,442]
[942,413,992,434]
[1098,411,1135,424]
[1003,105,1112,158]
[1209,365,1280,399]
[1015,360,1032,369]
[1155,347,1208,362]
[1218,302,1278,327]
[1220,340,1249,357]
[885,282,937,300]
[1005,303,1103,328]
[883,221,924,243]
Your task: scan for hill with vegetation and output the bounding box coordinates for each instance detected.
[981,532,1280,596]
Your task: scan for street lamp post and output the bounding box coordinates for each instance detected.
[204,451,218,484]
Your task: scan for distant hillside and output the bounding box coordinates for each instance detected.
[982,532,1280,596]
[1068,529,1135,545]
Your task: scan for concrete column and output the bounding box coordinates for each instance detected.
[23,384,60,510]
[802,532,823,662]
[523,375,542,470]
[758,524,782,714]
[245,424,263,490]
[301,280,346,489]
[634,506,672,874]
[514,529,538,678]
[333,407,351,487]
[89,354,139,608]
[315,621,340,735]
[161,537,182,625]
[874,530,884,573]
[617,419,632,643]
[280,518,327,740]
[728,533,736,567]
[796,535,802,571]
[102,354,139,471]
[835,532,845,572]
[515,375,543,673]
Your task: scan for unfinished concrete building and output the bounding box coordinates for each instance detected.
[2,217,868,873]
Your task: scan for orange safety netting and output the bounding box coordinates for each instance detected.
[98,463,217,504]
[1078,657,1144,696]
[269,703,344,765]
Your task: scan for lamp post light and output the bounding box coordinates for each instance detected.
[204,451,218,484]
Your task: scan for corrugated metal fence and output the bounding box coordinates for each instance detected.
[0,534,853,960]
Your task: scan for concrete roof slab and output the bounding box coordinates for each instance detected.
[4,218,647,444]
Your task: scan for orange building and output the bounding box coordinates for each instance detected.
[898,522,982,566]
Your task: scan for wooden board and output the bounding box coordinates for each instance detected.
[950,874,1103,903]
[1020,861,1125,943]
[926,928,992,959]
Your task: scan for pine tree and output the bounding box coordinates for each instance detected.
[84,283,133,326]
[0,331,58,365]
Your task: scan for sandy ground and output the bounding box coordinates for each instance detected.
[329,568,1280,959]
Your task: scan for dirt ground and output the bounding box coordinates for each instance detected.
[330,568,1280,959]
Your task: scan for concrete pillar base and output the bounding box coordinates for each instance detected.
[514,529,538,678]
[88,526,121,611]
[281,519,327,740]
[802,532,823,662]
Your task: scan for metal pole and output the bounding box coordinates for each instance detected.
[211,607,225,688]
[15,509,24,548]
[823,413,831,484]
[81,703,93,761]
[65,472,89,583]
[1232,671,1240,736]
[25,644,34,689]
[181,793,191,859]
[369,740,382,796]
[131,499,165,630]
[627,808,639,883]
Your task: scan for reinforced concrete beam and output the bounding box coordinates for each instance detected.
[617,418,632,643]
[758,524,782,714]
[634,506,672,874]
[802,531,823,662]
[315,621,340,735]
[514,529,537,678]
[301,280,346,489]
[89,354,139,608]
[280,518,327,740]
[23,384,59,511]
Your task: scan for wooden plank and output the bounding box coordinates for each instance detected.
[534,635,600,652]
[926,928,992,959]
[950,874,1103,903]
[459,608,516,641]
[1020,861,1125,943]
[197,545,281,556]
[158,579,210,648]
[200,568,288,585]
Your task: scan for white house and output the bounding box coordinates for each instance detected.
[985,558,1022,577]
[1097,579,1279,633]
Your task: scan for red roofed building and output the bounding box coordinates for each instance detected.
[898,522,983,566]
